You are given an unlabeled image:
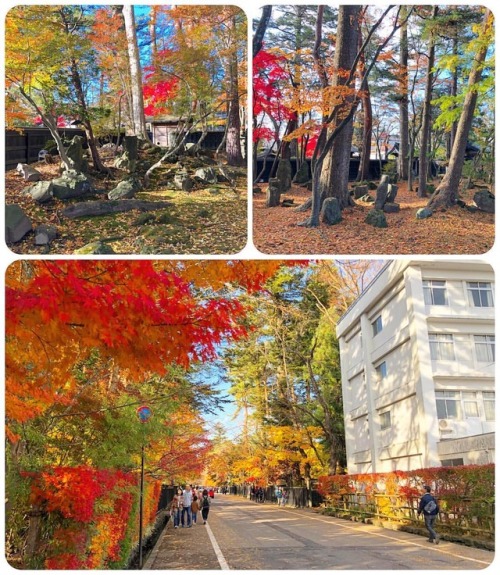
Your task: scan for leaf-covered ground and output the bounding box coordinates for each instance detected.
[253,179,495,255]
[6,154,247,255]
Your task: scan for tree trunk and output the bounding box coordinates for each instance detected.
[253,6,272,58]
[428,9,493,209]
[418,6,438,198]
[398,6,409,180]
[357,32,372,182]
[448,30,459,159]
[317,6,360,211]
[226,17,244,167]
[122,5,149,140]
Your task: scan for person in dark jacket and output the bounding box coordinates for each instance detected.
[417,485,440,544]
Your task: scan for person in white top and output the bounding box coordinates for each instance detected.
[181,485,193,527]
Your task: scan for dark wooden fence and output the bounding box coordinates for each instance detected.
[5,127,87,170]
[231,484,323,508]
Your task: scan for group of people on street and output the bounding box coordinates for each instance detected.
[249,485,289,506]
[168,485,212,528]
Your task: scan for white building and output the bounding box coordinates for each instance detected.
[336,260,495,474]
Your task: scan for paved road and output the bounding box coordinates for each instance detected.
[144,494,494,570]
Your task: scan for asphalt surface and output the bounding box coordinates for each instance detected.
[143,494,494,570]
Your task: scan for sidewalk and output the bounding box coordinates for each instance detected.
[143,518,220,570]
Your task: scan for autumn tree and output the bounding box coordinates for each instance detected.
[428,8,494,209]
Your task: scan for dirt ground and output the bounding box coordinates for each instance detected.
[6,155,247,256]
[252,179,495,256]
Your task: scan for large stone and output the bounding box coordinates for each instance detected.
[365,208,388,228]
[386,184,399,203]
[16,163,42,182]
[354,185,368,199]
[35,224,58,245]
[266,178,281,207]
[416,207,433,219]
[359,194,374,203]
[5,204,32,243]
[23,181,53,203]
[108,178,142,200]
[383,202,400,213]
[375,175,390,209]
[66,135,85,172]
[473,189,495,213]
[114,135,138,173]
[52,170,93,199]
[320,197,342,225]
[194,167,218,184]
[74,241,116,254]
[174,171,194,191]
[292,161,310,184]
[276,158,292,192]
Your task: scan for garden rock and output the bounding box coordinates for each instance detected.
[66,135,86,172]
[293,161,310,184]
[114,135,138,173]
[416,207,433,219]
[6,204,32,243]
[276,158,292,192]
[35,224,58,246]
[375,175,390,209]
[386,184,399,203]
[473,189,495,213]
[354,185,368,199]
[194,167,218,184]
[174,171,194,191]
[365,208,388,228]
[52,170,93,199]
[74,241,116,255]
[16,163,42,182]
[383,202,400,213]
[266,178,281,207]
[321,197,342,225]
[108,178,142,200]
[23,181,53,203]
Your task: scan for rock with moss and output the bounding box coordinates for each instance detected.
[52,170,93,199]
[320,197,342,225]
[74,241,116,254]
[365,208,388,228]
[416,207,433,219]
[6,204,32,243]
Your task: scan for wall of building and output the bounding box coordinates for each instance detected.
[337,260,495,475]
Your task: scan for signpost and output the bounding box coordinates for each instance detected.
[136,406,152,569]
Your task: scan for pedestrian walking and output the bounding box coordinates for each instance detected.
[200,489,211,524]
[173,490,183,529]
[191,495,200,525]
[275,487,282,506]
[417,485,440,544]
[281,488,288,507]
[182,485,193,528]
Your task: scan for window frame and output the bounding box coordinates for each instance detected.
[423,280,448,306]
[467,282,494,308]
[429,333,455,361]
[474,334,495,363]
[380,410,391,430]
[372,315,383,336]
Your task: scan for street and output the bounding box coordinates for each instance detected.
[144,494,494,570]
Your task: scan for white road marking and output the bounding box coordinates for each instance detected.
[206,522,230,570]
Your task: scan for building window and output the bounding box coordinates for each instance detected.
[440,458,464,467]
[436,391,462,419]
[380,411,391,430]
[475,335,495,362]
[462,392,479,417]
[423,280,448,305]
[483,392,495,421]
[429,333,455,361]
[372,315,383,336]
[375,361,387,379]
[467,282,494,307]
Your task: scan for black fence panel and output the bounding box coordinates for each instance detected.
[156,485,177,512]
[5,127,87,170]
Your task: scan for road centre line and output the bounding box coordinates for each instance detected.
[206,521,230,570]
[250,505,491,567]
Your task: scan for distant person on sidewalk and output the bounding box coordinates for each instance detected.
[172,490,183,529]
[191,494,200,525]
[201,489,211,524]
[417,485,440,544]
[182,485,193,528]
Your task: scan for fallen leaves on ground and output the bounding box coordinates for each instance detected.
[6,157,247,255]
[253,180,494,255]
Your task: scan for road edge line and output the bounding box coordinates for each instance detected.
[205,522,230,570]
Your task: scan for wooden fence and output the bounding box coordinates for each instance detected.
[5,127,86,170]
